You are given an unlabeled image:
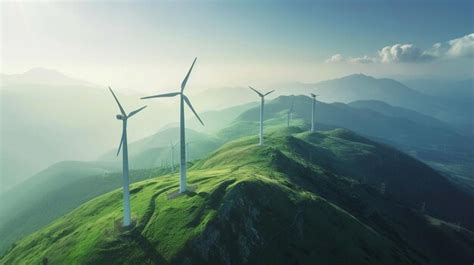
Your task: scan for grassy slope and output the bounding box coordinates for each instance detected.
[0,106,308,256]
[2,129,473,265]
[235,95,474,189]
[2,98,473,259]
[0,161,171,255]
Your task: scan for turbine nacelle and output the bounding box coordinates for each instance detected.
[109,86,147,156]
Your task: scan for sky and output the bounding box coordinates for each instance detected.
[1,0,473,93]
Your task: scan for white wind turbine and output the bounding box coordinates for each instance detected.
[249,86,274,145]
[142,58,204,193]
[310,93,319,133]
[170,141,177,172]
[186,142,192,162]
[109,87,147,227]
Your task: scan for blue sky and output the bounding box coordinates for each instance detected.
[1,0,473,91]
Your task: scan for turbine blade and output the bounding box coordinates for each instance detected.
[128,105,147,118]
[310,93,318,98]
[264,90,275,96]
[249,86,263,97]
[141,92,180,99]
[181,57,197,92]
[109,87,126,115]
[183,95,204,126]
[116,130,125,156]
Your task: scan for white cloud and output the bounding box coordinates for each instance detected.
[325,54,376,64]
[325,54,345,63]
[427,33,474,59]
[325,33,474,64]
[378,44,434,63]
[446,33,474,57]
[349,55,376,64]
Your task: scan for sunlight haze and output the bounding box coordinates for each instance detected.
[2,1,472,93]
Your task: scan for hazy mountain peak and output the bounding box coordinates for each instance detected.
[342,73,375,80]
[23,67,64,76]
[1,67,95,87]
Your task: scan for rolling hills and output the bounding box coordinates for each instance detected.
[3,69,471,192]
[195,74,473,126]
[227,95,474,185]
[2,93,472,256]
[1,128,473,264]
[0,73,153,190]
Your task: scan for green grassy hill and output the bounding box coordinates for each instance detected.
[237,95,471,152]
[186,102,259,134]
[234,95,474,187]
[2,129,473,265]
[0,127,221,255]
[2,95,473,257]
[0,161,171,255]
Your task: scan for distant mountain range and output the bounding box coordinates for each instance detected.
[402,78,473,104]
[291,74,472,126]
[0,67,95,87]
[1,68,472,191]
[196,74,473,127]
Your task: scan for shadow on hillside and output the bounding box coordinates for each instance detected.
[132,230,168,265]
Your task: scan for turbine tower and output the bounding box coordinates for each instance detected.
[186,142,192,162]
[249,86,274,145]
[287,98,294,128]
[310,93,319,133]
[109,87,147,227]
[142,58,204,193]
[170,141,177,173]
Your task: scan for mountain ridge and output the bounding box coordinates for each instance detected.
[0,67,96,87]
[2,128,473,264]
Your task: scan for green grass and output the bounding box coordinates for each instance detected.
[2,128,473,265]
[0,162,170,256]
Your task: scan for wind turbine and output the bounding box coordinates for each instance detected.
[310,93,319,133]
[170,141,177,173]
[186,142,192,162]
[109,87,147,227]
[142,58,204,193]
[287,98,294,128]
[249,86,274,145]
